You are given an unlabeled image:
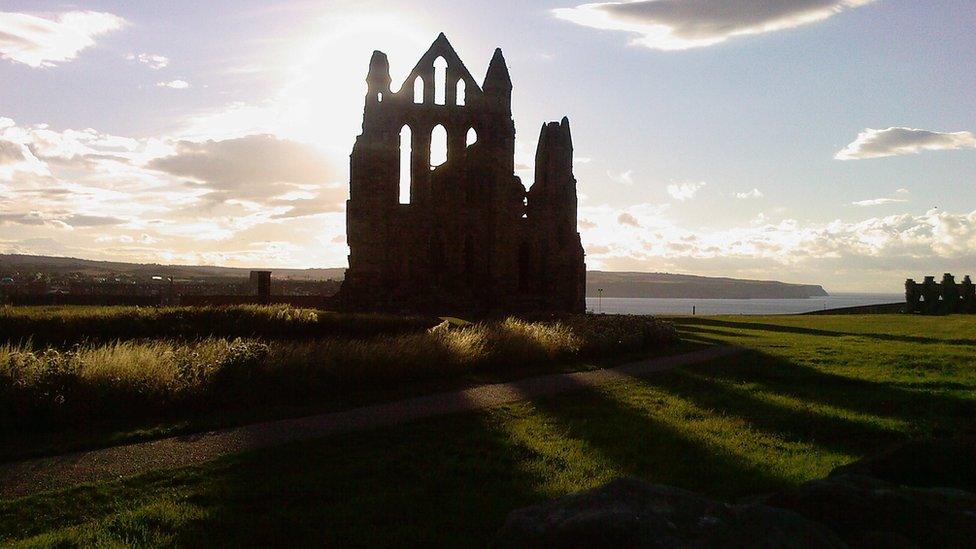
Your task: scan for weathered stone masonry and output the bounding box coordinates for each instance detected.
[339,34,586,313]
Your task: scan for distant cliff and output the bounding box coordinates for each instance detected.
[0,254,345,281]
[0,255,828,299]
[586,271,828,299]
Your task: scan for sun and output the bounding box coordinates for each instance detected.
[274,12,437,152]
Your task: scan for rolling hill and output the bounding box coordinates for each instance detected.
[0,255,828,298]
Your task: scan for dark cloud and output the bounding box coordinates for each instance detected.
[617,212,641,227]
[63,214,126,227]
[0,139,25,164]
[836,127,976,160]
[0,212,125,228]
[556,0,875,49]
[607,0,856,37]
[148,134,337,203]
[0,212,46,226]
[14,187,75,197]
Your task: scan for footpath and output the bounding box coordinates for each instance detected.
[0,346,741,499]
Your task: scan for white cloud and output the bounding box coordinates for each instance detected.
[0,121,52,180]
[4,113,973,290]
[554,0,875,50]
[0,10,125,67]
[157,79,190,89]
[0,117,351,268]
[608,169,634,185]
[735,188,764,199]
[852,198,908,206]
[850,187,910,207]
[836,127,976,160]
[126,52,169,69]
[578,202,976,290]
[666,181,706,201]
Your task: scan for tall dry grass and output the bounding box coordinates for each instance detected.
[0,305,438,346]
[0,315,676,433]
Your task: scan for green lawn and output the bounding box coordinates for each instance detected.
[2,314,974,546]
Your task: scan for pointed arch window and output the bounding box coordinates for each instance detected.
[430,124,447,168]
[413,77,424,104]
[433,57,447,105]
[456,79,466,106]
[466,127,477,147]
[399,125,412,203]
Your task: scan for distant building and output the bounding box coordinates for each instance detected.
[339,34,586,314]
[250,271,272,303]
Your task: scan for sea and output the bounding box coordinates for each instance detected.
[585,293,903,316]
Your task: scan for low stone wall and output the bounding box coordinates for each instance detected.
[4,294,162,306]
[178,294,336,308]
[804,302,904,315]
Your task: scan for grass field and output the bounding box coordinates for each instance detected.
[1,314,974,546]
[0,308,676,460]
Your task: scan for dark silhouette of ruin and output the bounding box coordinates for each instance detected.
[905,273,976,314]
[339,34,586,314]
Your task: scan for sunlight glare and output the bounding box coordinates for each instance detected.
[278,13,435,152]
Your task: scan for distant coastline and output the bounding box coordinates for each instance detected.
[1,254,828,300]
[586,271,828,300]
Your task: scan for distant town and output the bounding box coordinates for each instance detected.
[0,254,341,307]
[0,254,829,307]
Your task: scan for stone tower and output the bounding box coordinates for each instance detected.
[340,34,585,314]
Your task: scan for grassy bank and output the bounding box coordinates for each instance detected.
[0,305,438,346]
[1,314,972,546]
[0,313,677,445]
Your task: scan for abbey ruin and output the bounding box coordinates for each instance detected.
[339,34,586,313]
[905,274,976,314]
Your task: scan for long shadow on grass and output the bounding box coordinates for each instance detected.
[675,325,761,340]
[676,328,975,431]
[674,317,976,347]
[646,365,905,456]
[166,366,799,543]
[709,353,973,432]
[0,410,552,545]
[525,378,791,500]
[168,414,553,545]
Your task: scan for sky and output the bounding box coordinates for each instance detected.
[0,0,974,292]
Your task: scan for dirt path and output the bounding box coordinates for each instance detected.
[0,346,741,500]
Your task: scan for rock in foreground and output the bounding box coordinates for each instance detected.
[499,436,976,547]
[495,477,844,548]
[765,473,976,547]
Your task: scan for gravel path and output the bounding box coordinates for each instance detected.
[0,346,741,500]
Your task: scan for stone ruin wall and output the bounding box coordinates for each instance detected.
[905,273,976,314]
[338,34,586,314]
